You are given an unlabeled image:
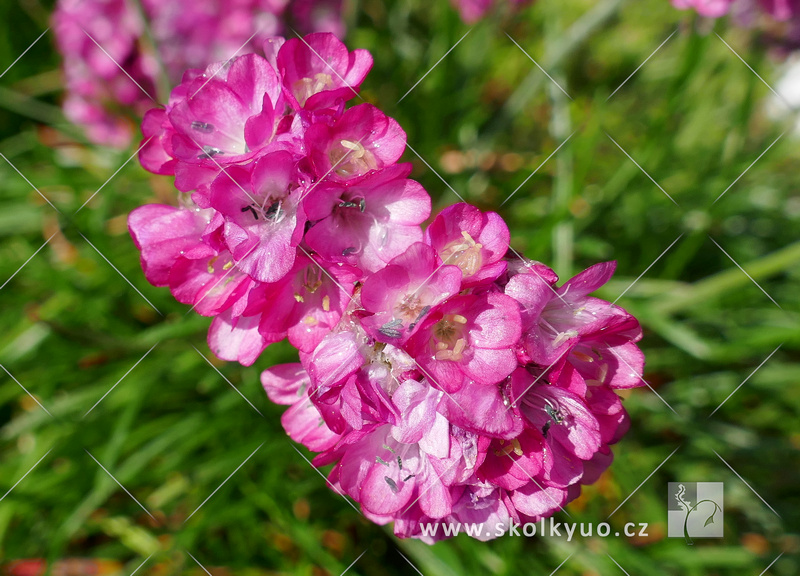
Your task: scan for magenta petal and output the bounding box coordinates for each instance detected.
[261,363,309,405]
[390,379,440,444]
[139,109,175,175]
[416,465,452,519]
[604,341,646,389]
[580,446,614,485]
[543,440,584,487]
[450,487,512,541]
[510,482,568,520]
[470,292,522,349]
[438,383,524,439]
[277,33,372,109]
[461,347,517,386]
[225,53,282,117]
[504,271,554,328]
[281,398,340,453]
[128,204,208,287]
[426,203,509,286]
[478,430,545,491]
[361,455,416,515]
[307,331,364,398]
[558,261,616,300]
[208,311,274,366]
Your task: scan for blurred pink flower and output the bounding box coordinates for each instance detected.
[450,0,533,23]
[53,0,346,147]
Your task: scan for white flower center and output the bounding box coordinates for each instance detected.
[441,231,483,277]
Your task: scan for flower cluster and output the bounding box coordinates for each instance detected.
[128,32,646,542]
[53,0,344,147]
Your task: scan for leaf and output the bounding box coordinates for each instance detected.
[704,511,716,527]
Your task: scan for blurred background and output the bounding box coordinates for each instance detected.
[1,0,798,574]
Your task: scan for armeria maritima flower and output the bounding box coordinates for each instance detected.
[128,32,647,542]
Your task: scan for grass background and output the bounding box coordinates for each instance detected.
[0,0,798,574]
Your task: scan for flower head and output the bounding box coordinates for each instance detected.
[127,32,648,543]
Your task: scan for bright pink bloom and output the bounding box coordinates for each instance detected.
[425,203,509,287]
[244,254,358,353]
[166,54,288,194]
[277,32,373,110]
[304,164,431,273]
[511,368,602,487]
[128,203,253,317]
[360,243,463,344]
[405,292,522,392]
[209,151,305,283]
[209,311,271,366]
[306,103,407,182]
[505,261,628,365]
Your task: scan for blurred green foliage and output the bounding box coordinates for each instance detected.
[0,0,798,574]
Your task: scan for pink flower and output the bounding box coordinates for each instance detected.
[505,261,626,365]
[128,203,253,317]
[209,311,271,366]
[425,203,509,287]
[303,164,431,273]
[359,243,463,344]
[508,483,575,524]
[53,0,347,147]
[405,292,522,393]
[244,254,358,353]
[277,32,373,110]
[338,425,451,518]
[306,104,407,182]
[478,429,545,490]
[209,151,305,283]
[166,54,288,193]
[511,368,602,487]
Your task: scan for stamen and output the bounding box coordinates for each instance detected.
[553,329,578,347]
[207,255,219,274]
